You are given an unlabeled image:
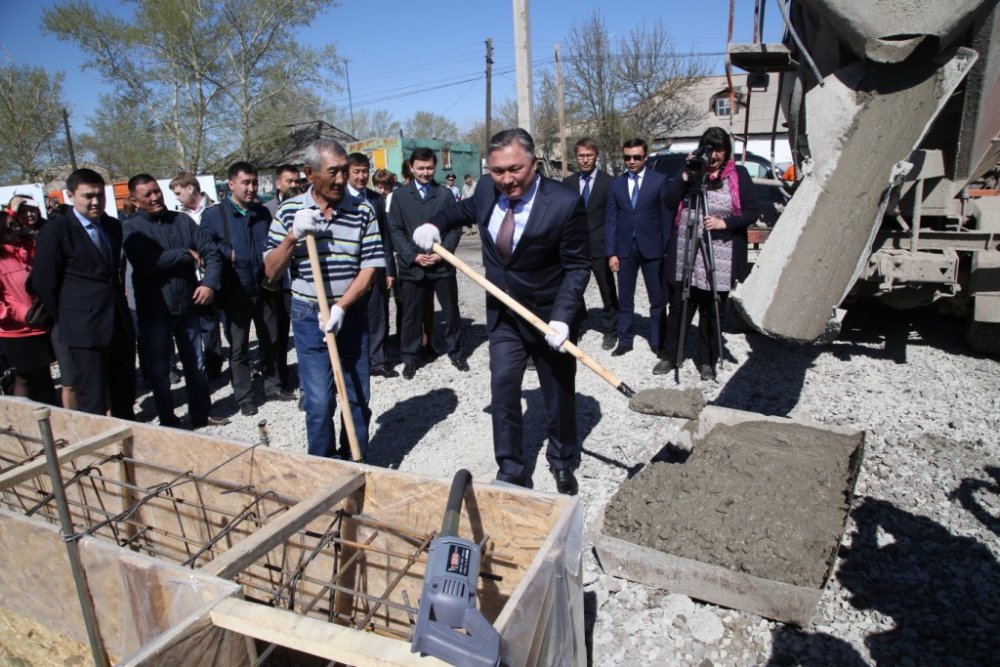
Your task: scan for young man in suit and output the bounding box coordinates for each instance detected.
[346,152,398,379]
[33,168,136,419]
[563,138,618,350]
[387,147,466,379]
[605,138,671,358]
[413,128,591,496]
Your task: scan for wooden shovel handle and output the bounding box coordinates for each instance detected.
[305,234,363,462]
[431,242,635,398]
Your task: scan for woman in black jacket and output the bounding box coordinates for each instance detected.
[657,127,758,380]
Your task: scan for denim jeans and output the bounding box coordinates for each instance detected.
[138,312,211,424]
[290,296,371,458]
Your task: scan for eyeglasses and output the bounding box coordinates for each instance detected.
[622,154,646,162]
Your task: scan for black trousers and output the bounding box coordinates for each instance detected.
[399,276,461,365]
[198,304,225,376]
[662,285,729,367]
[367,270,390,367]
[222,290,279,406]
[489,313,578,485]
[591,257,618,333]
[260,288,291,389]
[70,316,135,419]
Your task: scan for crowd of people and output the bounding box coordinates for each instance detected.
[0,125,755,496]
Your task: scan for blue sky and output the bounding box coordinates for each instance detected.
[1,1,784,135]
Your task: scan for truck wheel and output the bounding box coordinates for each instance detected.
[965,319,1000,355]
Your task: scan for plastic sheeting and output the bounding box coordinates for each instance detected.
[0,509,250,666]
[493,494,586,667]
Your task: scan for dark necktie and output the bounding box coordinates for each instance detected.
[630,173,640,209]
[496,199,518,262]
[581,174,591,206]
[88,222,109,260]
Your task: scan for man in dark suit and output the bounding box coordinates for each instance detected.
[33,168,136,418]
[563,137,618,350]
[413,128,591,495]
[388,147,466,380]
[605,138,671,357]
[347,152,398,378]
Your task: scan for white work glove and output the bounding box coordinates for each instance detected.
[292,208,324,239]
[545,320,570,352]
[413,223,441,251]
[318,305,345,335]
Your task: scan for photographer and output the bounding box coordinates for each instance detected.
[658,127,758,380]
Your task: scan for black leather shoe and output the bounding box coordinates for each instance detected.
[450,356,470,372]
[402,363,416,380]
[601,333,617,350]
[699,364,716,381]
[419,345,440,361]
[652,358,676,375]
[240,403,258,416]
[266,387,297,401]
[160,416,182,428]
[192,415,230,428]
[551,468,578,496]
[611,344,633,357]
[371,364,399,378]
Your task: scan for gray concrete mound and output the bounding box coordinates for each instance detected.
[628,387,705,419]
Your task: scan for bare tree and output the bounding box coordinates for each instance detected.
[77,94,176,179]
[563,10,707,172]
[0,59,66,182]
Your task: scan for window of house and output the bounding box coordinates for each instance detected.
[714,97,731,117]
[441,148,452,169]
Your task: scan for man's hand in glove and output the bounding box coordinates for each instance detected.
[413,223,441,251]
[318,305,345,335]
[544,321,570,352]
[292,208,324,239]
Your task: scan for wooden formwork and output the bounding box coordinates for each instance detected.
[0,398,584,666]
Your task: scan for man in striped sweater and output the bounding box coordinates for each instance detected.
[263,139,385,459]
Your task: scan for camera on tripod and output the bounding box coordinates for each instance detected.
[685,146,708,176]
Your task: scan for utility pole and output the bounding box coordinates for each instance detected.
[485,38,493,146]
[62,108,77,171]
[512,0,534,135]
[555,44,567,177]
[343,59,356,138]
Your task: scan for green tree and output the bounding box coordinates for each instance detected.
[0,59,66,182]
[77,94,176,180]
[43,0,340,173]
[404,111,460,140]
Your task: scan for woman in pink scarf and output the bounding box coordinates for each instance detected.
[656,127,758,380]
[0,211,57,402]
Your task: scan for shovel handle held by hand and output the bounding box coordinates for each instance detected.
[304,234,363,462]
[431,242,635,398]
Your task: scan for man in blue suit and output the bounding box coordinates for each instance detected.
[605,138,671,357]
[412,128,591,496]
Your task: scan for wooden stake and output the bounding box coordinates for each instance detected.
[304,234,363,462]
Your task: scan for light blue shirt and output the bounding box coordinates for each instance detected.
[72,208,107,255]
[488,174,540,256]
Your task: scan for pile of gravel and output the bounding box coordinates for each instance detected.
[173,238,999,666]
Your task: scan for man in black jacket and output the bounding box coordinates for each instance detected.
[387,147,466,379]
[413,128,591,495]
[346,152,398,378]
[123,174,226,428]
[202,162,292,416]
[33,168,136,418]
[563,138,618,350]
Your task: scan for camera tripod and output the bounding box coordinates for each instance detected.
[674,171,725,383]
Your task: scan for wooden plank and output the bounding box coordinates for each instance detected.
[210,597,448,667]
[0,425,132,491]
[593,507,820,626]
[203,473,365,579]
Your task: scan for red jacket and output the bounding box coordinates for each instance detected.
[0,242,47,338]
